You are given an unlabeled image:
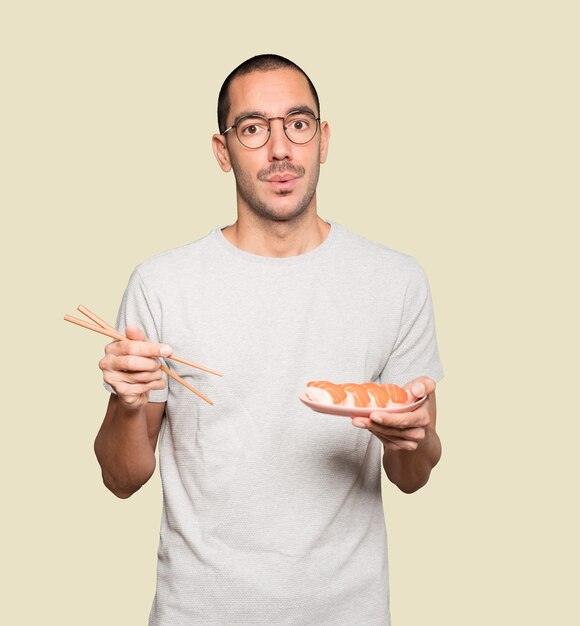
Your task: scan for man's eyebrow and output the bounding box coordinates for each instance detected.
[231,105,319,126]
[285,105,318,117]
[232,110,268,126]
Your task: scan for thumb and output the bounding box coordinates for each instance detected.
[405,376,436,399]
[124,325,148,342]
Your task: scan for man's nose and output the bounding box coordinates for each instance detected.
[267,118,292,160]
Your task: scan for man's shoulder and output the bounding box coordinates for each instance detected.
[133,229,216,280]
[334,221,420,273]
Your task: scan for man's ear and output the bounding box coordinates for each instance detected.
[212,133,232,172]
[319,121,330,164]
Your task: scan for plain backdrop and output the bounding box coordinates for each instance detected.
[2,1,578,624]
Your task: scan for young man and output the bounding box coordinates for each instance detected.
[95,54,444,626]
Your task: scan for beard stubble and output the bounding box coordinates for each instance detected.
[232,160,320,223]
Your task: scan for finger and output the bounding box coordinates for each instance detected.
[100,353,162,375]
[103,367,163,389]
[123,326,173,357]
[114,354,164,373]
[131,370,164,384]
[383,437,420,452]
[114,369,164,385]
[369,408,430,429]
[368,425,426,443]
[105,338,173,359]
[124,325,147,342]
[405,376,436,399]
[113,379,166,398]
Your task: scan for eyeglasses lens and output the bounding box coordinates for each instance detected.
[236,112,318,148]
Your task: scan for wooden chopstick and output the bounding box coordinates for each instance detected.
[64,314,127,340]
[77,305,117,333]
[77,307,216,407]
[64,311,214,405]
[64,310,222,377]
[64,306,220,405]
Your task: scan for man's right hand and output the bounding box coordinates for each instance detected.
[99,325,173,409]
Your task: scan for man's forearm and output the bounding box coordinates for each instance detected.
[382,426,442,493]
[94,402,157,499]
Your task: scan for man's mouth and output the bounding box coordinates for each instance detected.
[266,174,298,183]
[258,163,305,184]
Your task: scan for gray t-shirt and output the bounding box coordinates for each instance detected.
[109,220,444,626]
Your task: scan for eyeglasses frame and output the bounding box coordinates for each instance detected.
[222,110,321,149]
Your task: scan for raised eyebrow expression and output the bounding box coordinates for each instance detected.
[232,105,318,127]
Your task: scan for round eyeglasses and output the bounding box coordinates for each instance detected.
[222,110,320,149]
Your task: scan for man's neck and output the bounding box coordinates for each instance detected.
[221,211,330,258]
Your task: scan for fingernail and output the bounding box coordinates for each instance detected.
[160,345,173,357]
[412,382,425,397]
[370,415,383,424]
[352,419,366,429]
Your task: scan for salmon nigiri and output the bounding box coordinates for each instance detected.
[340,383,371,407]
[383,383,409,404]
[306,381,347,405]
[361,382,390,407]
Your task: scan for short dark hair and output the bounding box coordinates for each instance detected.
[217,54,321,134]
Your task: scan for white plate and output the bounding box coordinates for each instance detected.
[298,393,427,418]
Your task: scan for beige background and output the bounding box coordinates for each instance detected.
[2,1,578,624]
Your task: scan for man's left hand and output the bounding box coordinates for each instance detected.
[351,376,436,452]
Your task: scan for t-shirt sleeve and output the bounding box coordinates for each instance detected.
[103,267,169,403]
[379,260,444,388]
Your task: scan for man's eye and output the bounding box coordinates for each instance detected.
[240,120,267,135]
[287,117,311,132]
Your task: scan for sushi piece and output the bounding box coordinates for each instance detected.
[340,383,371,407]
[383,383,408,404]
[362,382,390,407]
[306,381,347,405]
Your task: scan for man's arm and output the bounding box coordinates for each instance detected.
[94,325,172,499]
[381,390,440,493]
[94,395,165,499]
[352,377,442,493]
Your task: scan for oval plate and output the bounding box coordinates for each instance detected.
[298,393,427,418]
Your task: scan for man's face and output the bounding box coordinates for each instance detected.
[213,68,330,222]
